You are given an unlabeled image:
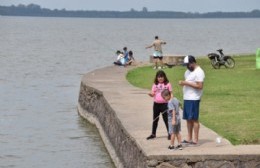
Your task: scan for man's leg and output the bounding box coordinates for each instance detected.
[193,120,200,143]
[186,120,193,142]
[159,57,164,68]
[192,100,200,143]
[153,57,158,69]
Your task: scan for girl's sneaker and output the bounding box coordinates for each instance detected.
[146,134,156,140]
[176,144,183,150]
[168,145,175,150]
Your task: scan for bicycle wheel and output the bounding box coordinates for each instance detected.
[224,57,235,68]
[211,59,220,69]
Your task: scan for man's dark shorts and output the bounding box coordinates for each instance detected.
[153,56,163,60]
[183,100,200,120]
[153,51,163,60]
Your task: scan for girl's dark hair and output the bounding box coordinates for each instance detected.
[154,70,169,85]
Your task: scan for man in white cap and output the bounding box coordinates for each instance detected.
[179,55,205,145]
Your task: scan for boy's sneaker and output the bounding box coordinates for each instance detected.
[168,145,175,150]
[158,66,162,69]
[146,134,156,140]
[153,66,157,69]
[176,144,183,150]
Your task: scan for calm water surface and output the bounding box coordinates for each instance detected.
[0,16,260,168]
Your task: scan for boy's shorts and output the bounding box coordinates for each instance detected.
[168,120,181,134]
[183,100,200,120]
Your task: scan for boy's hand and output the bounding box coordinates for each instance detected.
[172,120,176,125]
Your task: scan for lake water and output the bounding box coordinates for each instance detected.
[0,16,260,168]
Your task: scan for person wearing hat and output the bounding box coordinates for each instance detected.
[178,55,205,145]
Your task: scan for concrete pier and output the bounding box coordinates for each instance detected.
[77,65,260,168]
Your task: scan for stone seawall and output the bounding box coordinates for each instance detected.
[78,84,147,168]
[77,66,260,168]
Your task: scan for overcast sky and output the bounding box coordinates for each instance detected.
[1,0,259,12]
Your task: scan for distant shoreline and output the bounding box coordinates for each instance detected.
[1,4,260,19]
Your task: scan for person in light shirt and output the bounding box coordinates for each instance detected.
[179,55,205,145]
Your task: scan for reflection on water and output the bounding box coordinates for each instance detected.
[76,117,116,168]
[0,16,116,168]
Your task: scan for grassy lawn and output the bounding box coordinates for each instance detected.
[126,55,260,145]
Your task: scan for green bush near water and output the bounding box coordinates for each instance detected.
[126,55,260,145]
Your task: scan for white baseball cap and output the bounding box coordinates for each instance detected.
[183,55,196,65]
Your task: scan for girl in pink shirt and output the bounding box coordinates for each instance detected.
[147,70,172,140]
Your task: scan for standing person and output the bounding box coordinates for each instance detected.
[147,70,172,140]
[146,36,166,70]
[161,89,183,150]
[179,55,205,145]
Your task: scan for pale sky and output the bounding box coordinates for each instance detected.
[1,0,259,12]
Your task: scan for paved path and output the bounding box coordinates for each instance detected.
[84,64,260,157]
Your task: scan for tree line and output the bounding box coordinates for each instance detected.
[1,4,260,18]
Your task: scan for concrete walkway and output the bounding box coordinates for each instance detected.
[82,64,260,160]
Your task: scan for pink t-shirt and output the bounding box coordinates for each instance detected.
[151,83,172,103]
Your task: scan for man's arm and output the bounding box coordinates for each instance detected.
[179,81,203,90]
[161,41,166,45]
[145,44,153,49]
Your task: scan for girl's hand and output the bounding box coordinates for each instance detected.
[148,92,154,97]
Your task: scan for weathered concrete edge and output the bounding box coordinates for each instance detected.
[77,83,147,168]
[77,104,123,167]
[77,66,260,168]
[77,82,260,168]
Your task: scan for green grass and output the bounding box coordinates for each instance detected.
[126,55,260,145]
